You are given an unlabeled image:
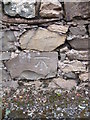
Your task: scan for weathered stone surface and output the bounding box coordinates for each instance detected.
[40,0,63,18]
[5,52,58,80]
[0,68,2,83]
[67,37,90,50]
[3,0,35,18]
[20,28,66,51]
[60,46,69,53]
[2,80,19,89]
[64,2,90,21]
[0,52,11,60]
[0,2,2,21]
[88,24,90,34]
[24,80,42,90]
[48,78,77,90]
[79,72,89,82]
[47,24,69,34]
[69,25,87,36]
[0,30,16,52]
[60,53,66,62]
[2,69,11,81]
[58,60,86,73]
[35,0,41,17]
[0,61,4,68]
[73,20,90,25]
[66,49,89,61]
[89,72,90,81]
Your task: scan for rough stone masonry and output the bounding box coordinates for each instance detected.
[0,0,90,83]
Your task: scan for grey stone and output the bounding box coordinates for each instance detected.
[89,72,90,81]
[0,52,11,60]
[58,60,86,73]
[0,68,2,83]
[64,2,90,21]
[60,53,66,62]
[0,2,2,21]
[40,0,63,18]
[73,20,90,25]
[88,24,90,35]
[48,78,77,90]
[0,61,4,68]
[3,0,36,18]
[67,37,90,50]
[2,80,19,89]
[66,49,89,61]
[35,0,41,17]
[24,80,42,90]
[20,28,66,51]
[69,25,87,36]
[64,72,77,79]
[0,30,16,52]
[5,52,58,80]
[2,69,11,81]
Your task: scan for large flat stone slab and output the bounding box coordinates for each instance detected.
[64,2,90,21]
[20,28,66,51]
[5,52,58,80]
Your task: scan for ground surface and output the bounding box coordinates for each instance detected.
[1,79,90,119]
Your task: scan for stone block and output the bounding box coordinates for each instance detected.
[3,0,36,18]
[64,2,90,21]
[40,0,63,18]
[67,37,90,50]
[20,28,66,51]
[5,51,58,80]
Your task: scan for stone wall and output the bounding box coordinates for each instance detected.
[1,0,90,83]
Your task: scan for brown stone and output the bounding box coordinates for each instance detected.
[5,52,58,80]
[64,2,90,21]
[79,72,89,82]
[40,0,63,18]
[2,15,60,25]
[47,24,69,34]
[20,28,66,51]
